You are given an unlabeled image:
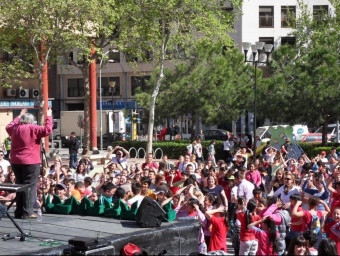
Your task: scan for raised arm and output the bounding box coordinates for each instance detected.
[204,206,225,221]
[291,200,304,218]
[327,177,336,195]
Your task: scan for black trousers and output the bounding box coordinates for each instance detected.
[12,164,40,217]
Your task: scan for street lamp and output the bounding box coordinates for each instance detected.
[99,50,126,150]
[242,41,273,160]
[109,81,116,141]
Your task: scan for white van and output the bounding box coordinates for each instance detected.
[315,124,340,142]
[315,123,339,141]
[256,124,309,143]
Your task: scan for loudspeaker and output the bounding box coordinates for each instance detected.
[136,196,166,227]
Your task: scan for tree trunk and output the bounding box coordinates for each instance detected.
[82,67,91,155]
[322,119,329,146]
[190,115,197,141]
[146,66,164,154]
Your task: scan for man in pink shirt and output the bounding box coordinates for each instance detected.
[6,108,52,219]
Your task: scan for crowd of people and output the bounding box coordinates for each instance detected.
[2,115,340,255]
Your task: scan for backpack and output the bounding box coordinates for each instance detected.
[309,210,323,234]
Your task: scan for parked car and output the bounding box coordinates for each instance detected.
[98,132,131,149]
[300,133,332,143]
[203,129,229,141]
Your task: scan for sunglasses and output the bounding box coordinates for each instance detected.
[285,178,292,181]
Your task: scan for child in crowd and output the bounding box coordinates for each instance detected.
[204,205,228,252]
[72,181,85,202]
[247,216,278,255]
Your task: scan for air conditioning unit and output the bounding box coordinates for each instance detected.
[18,89,29,98]
[31,89,39,98]
[6,88,16,97]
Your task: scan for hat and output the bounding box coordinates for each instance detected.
[153,185,168,194]
[55,183,67,190]
[228,175,235,180]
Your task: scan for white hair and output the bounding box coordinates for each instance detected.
[19,113,35,124]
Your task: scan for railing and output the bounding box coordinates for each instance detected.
[259,16,274,28]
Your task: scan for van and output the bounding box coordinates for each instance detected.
[256,124,309,143]
[315,124,336,136]
[315,123,339,141]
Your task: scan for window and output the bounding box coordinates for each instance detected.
[313,5,328,20]
[281,37,296,46]
[68,79,84,97]
[131,76,150,96]
[98,77,120,97]
[281,6,296,28]
[259,6,274,28]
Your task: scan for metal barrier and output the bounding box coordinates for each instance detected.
[137,147,146,159]
[153,148,163,160]
[128,147,138,159]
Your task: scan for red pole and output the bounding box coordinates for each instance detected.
[41,42,49,153]
[89,46,97,149]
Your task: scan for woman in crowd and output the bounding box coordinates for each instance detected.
[73,162,89,182]
[206,175,228,208]
[273,171,301,206]
[286,236,310,256]
[266,168,285,194]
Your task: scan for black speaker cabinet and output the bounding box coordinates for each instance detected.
[136,196,166,227]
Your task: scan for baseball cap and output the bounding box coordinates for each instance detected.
[55,183,67,190]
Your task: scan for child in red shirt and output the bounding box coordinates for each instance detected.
[204,205,228,252]
[247,216,278,255]
[324,207,340,254]
[237,199,261,255]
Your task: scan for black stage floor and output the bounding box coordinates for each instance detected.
[0,210,199,255]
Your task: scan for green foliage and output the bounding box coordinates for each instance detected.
[115,140,339,161]
[260,1,340,144]
[298,142,340,157]
[136,40,253,126]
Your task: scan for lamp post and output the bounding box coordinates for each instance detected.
[109,81,116,141]
[242,41,273,160]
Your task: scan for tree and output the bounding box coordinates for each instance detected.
[53,0,128,154]
[120,0,243,153]
[136,40,253,139]
[260,0,340,144]
[0,0,73,124]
